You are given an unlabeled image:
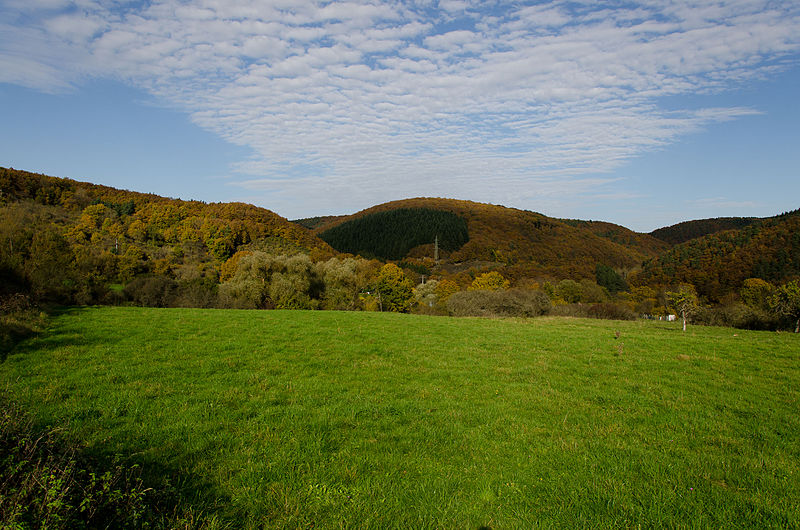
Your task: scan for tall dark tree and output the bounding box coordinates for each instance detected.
[595,263,627,294]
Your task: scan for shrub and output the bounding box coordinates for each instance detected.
[579,279,609,304]
[550,304,590,318]
[123,276,177,308]
[739,278,774,311]
[694,303,778,330]
[172,278,218,308]
[447,289,550,318]
[555,279,582,303]
[469,271,510,291]
[413,280,440,312]
[586,303,636,321]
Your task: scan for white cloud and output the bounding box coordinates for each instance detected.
[1,0,799,217]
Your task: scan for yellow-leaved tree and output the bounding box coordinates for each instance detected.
[469,271,509,291]
[375,263,414,312]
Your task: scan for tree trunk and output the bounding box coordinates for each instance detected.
[682,311,687,332]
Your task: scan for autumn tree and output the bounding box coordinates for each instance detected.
[579,279,608,303]
[739,278,774,311]
[268,254,319,309]
[218,251,280,308]
[374,263,414,312]
[435,279,460,303]
[469,271,509,291]
[555,279,582,303]
[413,279,440,311]
[26,229,75,302]
[770,280,800,333]
[667,284,698,332]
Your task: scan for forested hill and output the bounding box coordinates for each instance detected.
[0,167,331,303]
[318,208,469,260]
[292,215,346,231]
[308,197,665,280]
[559,219,670,257]
[649,216,760,245]
[634,210,800,301]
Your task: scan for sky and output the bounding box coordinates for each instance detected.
[1,0,799,232]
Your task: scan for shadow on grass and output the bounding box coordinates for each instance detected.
[1,306,98,362]
[0,392,234,528]
[0,321,40,361]
[0,311,52,362]
[85,446,236,528]
[1,305,239,526]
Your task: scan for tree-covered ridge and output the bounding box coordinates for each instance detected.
[316,197,661,281]
[319,208,469,260]
[292,215,346,231]
[0,168,327,253]
[649,216,760,245]
[634,214,800,301]
[560,219,670,256]
[0,167,331,304]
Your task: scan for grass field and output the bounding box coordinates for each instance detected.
[1,306,799,528]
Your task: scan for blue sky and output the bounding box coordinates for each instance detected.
[1,1,799,232]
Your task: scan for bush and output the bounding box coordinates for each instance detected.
[550,303,636,321]
[123,276,177,308]
[555,279,582,303]
[172,278,218,308]
[447,289,551,318]
[694,303,778,330]
[550,304,588,318]
[586,303,636,321]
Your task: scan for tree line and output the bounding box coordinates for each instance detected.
[2,167,799,333]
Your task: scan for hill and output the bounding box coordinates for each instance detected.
[0,167,332,304]
[318,207,469,260]
[650,217,760,245]
[292,215,346,231]
[311,198,664,281]
[5,167,798,308]
[635,210,800,300]
[560,219,670,257]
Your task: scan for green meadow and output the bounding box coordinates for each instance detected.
[2,307,799,528]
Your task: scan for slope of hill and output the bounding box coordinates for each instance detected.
[0,167,332,304]
[650,217,760,245]
[635,210,800,300]
[318,207,469,260]
[560,219,671,256]
[292,215,346,231]
[310,198,664,281]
